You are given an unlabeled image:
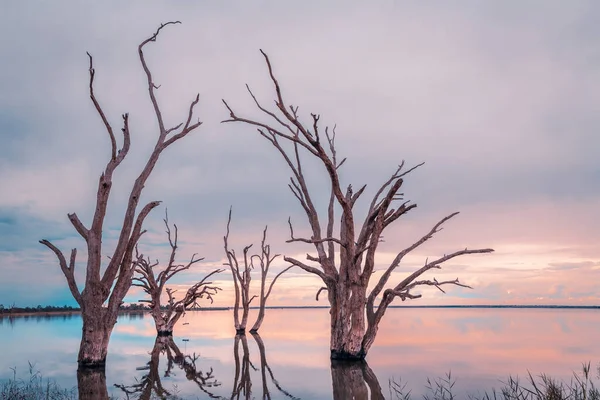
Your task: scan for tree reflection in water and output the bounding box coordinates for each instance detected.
[230,334,252,399]
[81,333,384,399]
[331,359,384,400]
[250,332,299,400]
[77,367,109,400]
[113,335,220,399]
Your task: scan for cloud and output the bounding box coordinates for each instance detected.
[1,1,599,306]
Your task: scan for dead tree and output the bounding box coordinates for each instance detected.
[223,208,255,334]
[224,210,292,334]
[39,21,203,369]
[250,227,294,333]
[222,50,494,360]
[133,212,223,336]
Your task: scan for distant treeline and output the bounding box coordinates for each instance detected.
[0,303,148,314]
[0,304,80,314]
[0,303,235,315]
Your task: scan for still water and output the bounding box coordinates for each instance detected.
[0,308,598,399]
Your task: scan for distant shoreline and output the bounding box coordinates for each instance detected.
[259,305,600,310]
[0,310,147,318]
[0,310,81,318]
[1,304,598,318]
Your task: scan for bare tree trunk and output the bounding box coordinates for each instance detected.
[150,303,171,336]
[224,209,256,335]
[328,283,370,360]
[77,307,114,368]
[239,293,251,334]
[251,284,267,334]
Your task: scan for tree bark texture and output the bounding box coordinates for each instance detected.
[40,21,203,368]
[223,50,494,359]
[77,307,114,368]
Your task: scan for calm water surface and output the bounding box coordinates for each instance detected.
[0,308,598,399]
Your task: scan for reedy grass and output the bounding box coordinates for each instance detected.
[0,362,77,400]
[0,362,187,400]
[390,362,600,400]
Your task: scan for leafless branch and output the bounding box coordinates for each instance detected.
[286,217,346,247]
[316,286,328,301]
[39,240,82,306]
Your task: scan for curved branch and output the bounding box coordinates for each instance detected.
[315,286,328,301]
[264,265,294,300]
[68,213,89,241]
[86,52,117,161]
[283,256,329,282]
[138,21,181,135]
[286,217,346,248]
[39,240,82,306]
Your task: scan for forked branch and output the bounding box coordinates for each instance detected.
[39,240,82,305]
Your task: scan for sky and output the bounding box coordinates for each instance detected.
[0,1,599,308]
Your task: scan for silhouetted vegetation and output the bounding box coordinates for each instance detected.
[0,303,156,316]
[390,363,600,400]
[0,304,80,315]
[0,362,77,400]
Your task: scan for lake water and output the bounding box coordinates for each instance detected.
[0,308,599,399]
